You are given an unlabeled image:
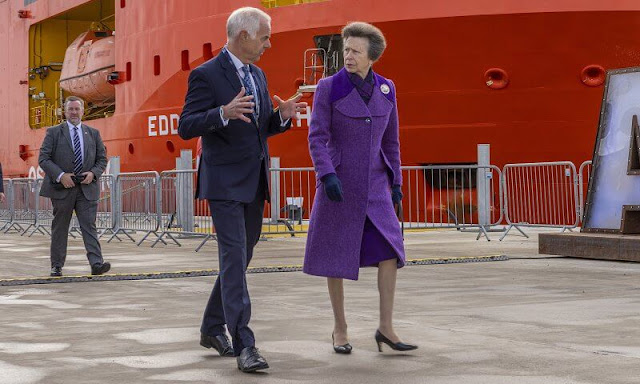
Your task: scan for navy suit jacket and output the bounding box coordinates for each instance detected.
[178,50,290,202]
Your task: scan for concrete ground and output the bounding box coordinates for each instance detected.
[0,227,639,384]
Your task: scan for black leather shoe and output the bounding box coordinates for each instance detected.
[91,262,111,275]
[50,267,62,277]
[200,333,234,357]
[332,332,352,354]
[236,347,269,373]
[375,330,418,352]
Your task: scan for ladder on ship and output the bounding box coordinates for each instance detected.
[298,34,342,94]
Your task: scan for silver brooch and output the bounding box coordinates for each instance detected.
[380,84,390,94]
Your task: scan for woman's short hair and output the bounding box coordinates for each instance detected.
[227,7,271,40]
[341,22,386,61]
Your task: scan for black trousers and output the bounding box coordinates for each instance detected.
[201,170,266,356]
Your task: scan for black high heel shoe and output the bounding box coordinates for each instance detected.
[375,330,418,352]
[332,332,353,354]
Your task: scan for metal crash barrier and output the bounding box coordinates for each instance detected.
[153,170,215,251]
[0,179,13,232]
[264,166,315,236]
[501,161,580,240]
[401,165,503,240]
[108,172,161,245]
[0,159,593,248]
[5,179,38,235]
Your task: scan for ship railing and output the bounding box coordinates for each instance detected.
[264,166,315,237]
[29,102,58,129]
[107,171,161,246]
[304,48,327,86]
[68,175,116,238]
[578,160,592,223]
[500,161,580,241]
[0,179,14,232]
[150,170,215,251]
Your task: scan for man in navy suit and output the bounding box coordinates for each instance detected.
[178,6,306,373]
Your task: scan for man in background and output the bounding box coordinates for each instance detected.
[38,96,110,277]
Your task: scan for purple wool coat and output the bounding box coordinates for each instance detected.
[303,68,405,281]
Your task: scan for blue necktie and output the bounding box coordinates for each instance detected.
[72,126,83,175]
[241,65,258,119]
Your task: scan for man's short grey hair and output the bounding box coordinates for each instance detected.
[227,7,271,40]
[64,96,85,109]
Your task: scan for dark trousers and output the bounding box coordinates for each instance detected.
[50,186,103,268]
[201,174,266,356]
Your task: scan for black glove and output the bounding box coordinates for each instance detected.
[391,185,403,205]
[321,173,343,202]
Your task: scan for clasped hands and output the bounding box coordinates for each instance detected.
[60,171,95,188]
[221,87,307,123]
[321,173,403,205]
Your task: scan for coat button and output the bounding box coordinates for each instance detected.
[365,117,371,123]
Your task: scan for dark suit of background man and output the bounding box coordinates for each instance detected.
[39,96,110,277]
[178,6,306,373]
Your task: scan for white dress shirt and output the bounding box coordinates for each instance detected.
[57,121,85,182]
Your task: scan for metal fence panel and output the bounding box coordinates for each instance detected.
[7,179,38,235]
[263,167,316,236]
[0,179,13,231]
[153,170,214,250]
[401,165,503,239]
[28,179,52,236]
[501,161,579,240]
[109,172,161,245]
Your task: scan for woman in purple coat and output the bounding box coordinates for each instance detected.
[303,22,417,354]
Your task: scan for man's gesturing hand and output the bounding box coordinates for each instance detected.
[221,87,255,123]
[274,93,307,121]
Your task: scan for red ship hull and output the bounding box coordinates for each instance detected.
[2,1,640,177]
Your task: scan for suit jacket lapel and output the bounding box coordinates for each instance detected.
[334,89,370,118]
[220,51,243,94]
[61,123,74,152]
[81,124,92,166]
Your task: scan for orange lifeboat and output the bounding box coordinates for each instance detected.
[59,25,115,106]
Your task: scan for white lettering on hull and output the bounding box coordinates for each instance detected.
[296,106,311,127]
[148,109,310,137]
[148,114,180,136]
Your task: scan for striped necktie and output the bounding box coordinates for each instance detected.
[72,126,83,175]
[241,65,259,119]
